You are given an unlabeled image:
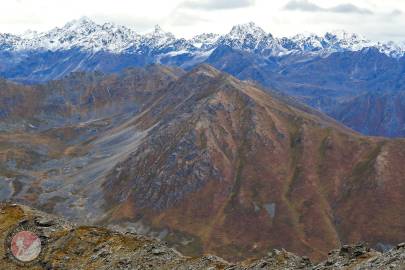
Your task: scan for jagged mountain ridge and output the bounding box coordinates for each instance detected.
[1,18,403,57]
[1,65,404,262]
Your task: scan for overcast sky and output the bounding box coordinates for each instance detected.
[1,0,405,41]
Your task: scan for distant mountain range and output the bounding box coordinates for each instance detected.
[1,18,405,137]
[1,65,404,262]
[2,18,404,57]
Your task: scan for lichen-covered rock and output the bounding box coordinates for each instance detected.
[0,203,229,270]
[313,243,405,270]
[0,203,404,270]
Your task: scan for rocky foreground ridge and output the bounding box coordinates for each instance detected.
[0,203,403,270]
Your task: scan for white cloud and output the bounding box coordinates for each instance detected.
[180,0,255,10]
[284,0,373,14]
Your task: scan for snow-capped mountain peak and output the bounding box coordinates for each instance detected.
[191,33,220,49]
[152,24,164,33]
[282,30,374,54]
[218,22,271,51]
[376,41,405,58]
[20,30,40,39]
[63,16,98,32]
[0,33,21,50]
[9,17,142,53]
[144,25,176,48]
[0,18,404,58]
[325,29,353,40]
[324,29,372,51]
[228,22,267,40]
[288,33,325,52]
[145,25,174,38]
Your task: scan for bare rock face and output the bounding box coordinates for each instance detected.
[99,65,405,261]
[0,203,404,270]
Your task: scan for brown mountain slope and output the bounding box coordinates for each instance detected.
[0,64,184,128]
[0,65,404,262]
[98,65,405,261]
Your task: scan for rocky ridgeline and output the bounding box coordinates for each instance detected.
[0,203,403,270]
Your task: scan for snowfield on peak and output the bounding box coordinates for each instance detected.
[1,18,405,58]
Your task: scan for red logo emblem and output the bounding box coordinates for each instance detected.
[10,231,42,262]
